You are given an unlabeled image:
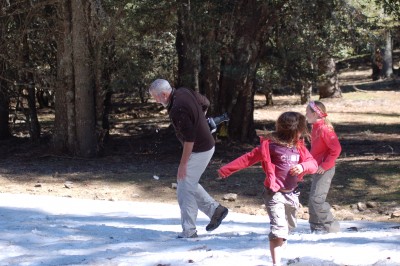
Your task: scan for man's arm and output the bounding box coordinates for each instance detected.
[194,91,210,113]
[177,141,194,180]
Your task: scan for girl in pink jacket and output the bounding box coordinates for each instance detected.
[218,112,317,266]
[306,101,341,234]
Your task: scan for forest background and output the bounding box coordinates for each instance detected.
[0,0,399,223]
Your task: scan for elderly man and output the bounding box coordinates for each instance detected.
[148,79,228,238]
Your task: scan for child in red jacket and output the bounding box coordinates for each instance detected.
[218,112,317,266]
[306,101,341,233]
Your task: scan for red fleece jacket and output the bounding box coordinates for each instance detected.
[218,137,318,192]
[310,120,341,170]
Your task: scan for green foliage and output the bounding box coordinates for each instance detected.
[376,0,400,18]
[1,0,398,140]
[110,0,178,102]
[255,0,394,96]
[350,0,400,47]
[257,1,342,92]
[0,3,58,103]
[1,0,393,104]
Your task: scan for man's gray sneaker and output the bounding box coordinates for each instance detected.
[177,231,198,239]
[206,205,228,231]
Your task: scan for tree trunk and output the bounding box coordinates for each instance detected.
[176,0,280,141]
[371,46,383,81]
[72,0,96,157]
[26,81,41,140]
[224,77,257,141]
[264,87,273,106]
[382,30,393,78]
[94,40,114,153]
[0,84,11,140]
[54,0,100,157]
[218,1,277,141]
[299,80,312,104]
[257,76,274,106]
[18,13,41,141]
[317,57,342,99]
[176,0,201,90]
[0,20,10,140]
[199,30,220,114]
[54,0,76,154]
[54,0,112,157]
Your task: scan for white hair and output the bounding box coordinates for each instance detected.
[148,79,172,95]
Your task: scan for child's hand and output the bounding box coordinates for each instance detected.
[316,166,325,174]
[216,171,225,180]
[290,164,304,176]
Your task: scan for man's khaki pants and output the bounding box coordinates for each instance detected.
[177,147,219,237]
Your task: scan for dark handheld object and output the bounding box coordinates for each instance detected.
[207,113,229,133]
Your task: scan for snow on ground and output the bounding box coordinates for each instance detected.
[0,193,399,266]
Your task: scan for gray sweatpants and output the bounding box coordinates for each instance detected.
[308,167,336,231]
[177,147,219,236]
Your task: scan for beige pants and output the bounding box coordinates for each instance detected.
[177,147,219,237]
[263,188,300,240]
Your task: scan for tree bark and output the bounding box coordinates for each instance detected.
[317,57,342,99]
[54,0,113,157]
[382,30,393,78]
[54,0,99,157]
[94,39,114,153]
[176,0,201,90]
[299,79,312,104]
[199,27,221,113]
[264,91,273,106]
[0,84,11,140]
[71,0,96,157]
[0,20,11,140]
[176,0,280,141]
[26,81,41,140]
[218,1,277,141]
[258,79,274,106]
[371,46,383,81]
[18,13,41,141]
[54,0,75,154]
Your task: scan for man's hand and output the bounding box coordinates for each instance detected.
[177,142,194,181]
[177,163,187,181]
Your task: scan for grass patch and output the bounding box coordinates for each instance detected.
[331,157,400,204]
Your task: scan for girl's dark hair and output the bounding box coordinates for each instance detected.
[270,112,309,146]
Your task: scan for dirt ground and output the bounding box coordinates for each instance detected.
[0,63,399,226]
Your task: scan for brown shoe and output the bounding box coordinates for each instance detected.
[206,205,228,231]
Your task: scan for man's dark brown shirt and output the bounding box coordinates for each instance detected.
[167,87,214,152]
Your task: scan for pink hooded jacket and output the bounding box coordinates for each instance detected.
[218,137,318,192]
[310,120,341,170]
